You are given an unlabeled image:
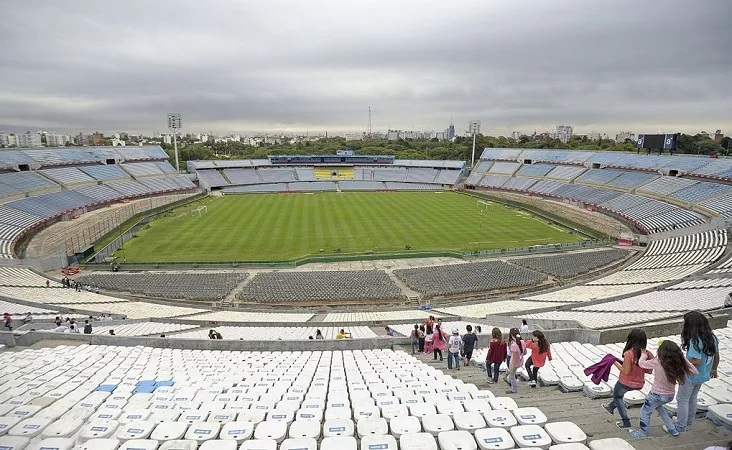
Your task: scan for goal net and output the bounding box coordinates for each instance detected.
[477,200,492,214]
[191,205,208,217]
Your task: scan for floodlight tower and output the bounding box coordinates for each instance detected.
[167,113,182,172]
[468,120,481,167]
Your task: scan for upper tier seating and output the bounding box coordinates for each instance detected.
[39,167,96,185]
[258,168,297,183]
[223,168,262,185]
[197,170,229,187]
[121,162,166,177]
[78,164,130,181]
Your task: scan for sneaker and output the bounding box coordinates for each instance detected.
[529,381,537,388]
[602,404,614,415]
[662,425,679,436]
[628,429,648,439]
[505,390,516,395]
[486,380,494,384]
[616,421,630,429]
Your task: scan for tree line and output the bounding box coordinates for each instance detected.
[161,133,732,171]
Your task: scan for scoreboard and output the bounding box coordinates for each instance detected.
[636,133,678,150]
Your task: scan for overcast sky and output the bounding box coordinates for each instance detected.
[1,0,730,136]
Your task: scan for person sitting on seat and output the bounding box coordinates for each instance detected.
[108,329,115,335]
[23,312,33,324]
[385,326,395,337]
[336,329,351,339]
[315,329,324,339]
[83,320,93,334]
[208,329,223,339]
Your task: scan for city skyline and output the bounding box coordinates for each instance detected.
[2,0,731,136]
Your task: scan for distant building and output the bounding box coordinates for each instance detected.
[615,131,635,143]
[47,134,70,147]
[345,133,364,141]
[511,131,524,140]
[89,132,104,146]
[112,138,125,146]
[386,130,400,141]
[700,130,710,139]
[75,133,85,145]
[162,134,173,145]
[0,132,8,146]
[19,131,42,147]
[446,123,455,140]
[553,124,573,143]
[714,130,724,142]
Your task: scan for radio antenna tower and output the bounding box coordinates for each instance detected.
[366,106,372,140]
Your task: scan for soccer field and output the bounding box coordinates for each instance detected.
[118,192,585,262]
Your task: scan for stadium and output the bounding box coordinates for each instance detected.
[1,145,732,449]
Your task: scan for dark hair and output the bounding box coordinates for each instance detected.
[623,328,647,364]
[316,329,323,336]
[658,340,694,385]
[508,327,523,352]
[681,311,716,357]
[522,319,527,326]
[491,327,502,340]
[466,325,472,332]
[419,325,425,331]
[414,324,419,329]
[475,325,482,333]
[533,330,549,353]
[434,325,443,342]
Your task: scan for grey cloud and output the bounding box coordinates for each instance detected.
[1,0,731,136]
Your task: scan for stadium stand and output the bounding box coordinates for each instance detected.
[338,181,387,191]
[184,311,314,323]
[486,162,520,175]
[74,273,247,301]
[511,249,630,278]
[39,167,96,185]
[121,162,167,177]
[223,168,262,185]
[471,148,732,233]
[393,261,546,297]
[0,267,61,286]
[383,182,442,191]
[90,323,200,337]
[196,169,229,188]
[295,167,317,181]
[544,165,586,181]
[258,168,298,183]
[288,181,337,191]
[170,326,377,340]
[239,271,404,303]
[322,310,438,323]
[515,163,555,177]
[0,147,197,259]
[434,299,570,318]
[477,175,510,188]
[0,345,611,450]
[222,184,288,193]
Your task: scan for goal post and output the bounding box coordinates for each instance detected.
[191,205,207,217]
[477,200,492,213]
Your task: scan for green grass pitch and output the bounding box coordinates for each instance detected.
[117,191,585,262]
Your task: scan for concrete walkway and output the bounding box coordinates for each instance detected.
[403,345,732,450]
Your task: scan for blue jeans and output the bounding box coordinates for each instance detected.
[448,351,460,369]
[607,381,636,427]
[507,367,518,393]
[675,381,702,432]
[637,391,676,437]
